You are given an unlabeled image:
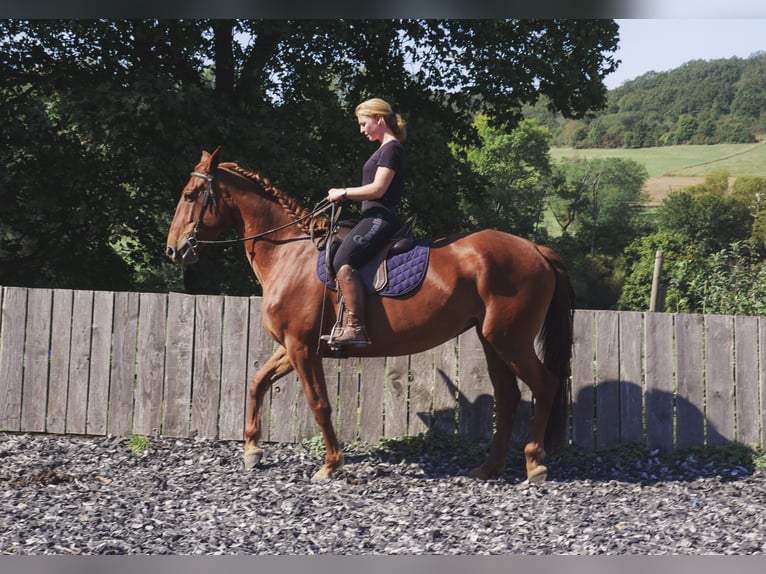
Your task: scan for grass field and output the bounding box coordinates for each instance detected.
[551,142,766,205]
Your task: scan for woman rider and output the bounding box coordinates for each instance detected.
[324,98,407,347]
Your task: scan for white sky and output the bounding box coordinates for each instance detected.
[605,19,766,90]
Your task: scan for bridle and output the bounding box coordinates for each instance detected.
[181,170,335,261]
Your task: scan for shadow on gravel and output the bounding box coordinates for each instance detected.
[338,378,764,486]
[337,428,761,486]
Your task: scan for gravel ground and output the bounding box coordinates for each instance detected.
[1,432,765,555]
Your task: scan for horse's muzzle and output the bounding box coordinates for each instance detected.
[166,237,199,265]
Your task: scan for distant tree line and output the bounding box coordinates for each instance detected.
[526,53,766,148]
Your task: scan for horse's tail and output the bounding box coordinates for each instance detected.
[536,244,575,455]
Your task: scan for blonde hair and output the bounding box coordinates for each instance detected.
[355,98,407,142]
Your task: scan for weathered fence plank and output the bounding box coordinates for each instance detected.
[0,287,26,431]
[134,292,167,436]
[87,291,114,435]
[385,355,409,438]
[571,310,595,449]
[457,329,493,441]
[48,289,74,434]
[108,291,138,436]
[761,318,766,449]
[705,315,735,445]
[595,311,620,450]
[21,288,52,433]
[219,296,250,440]
[409,349,434,437]
[246,298,274,440]
[336,357,359,442]
[66,290,93,435]
[295,368,318,441]
[735,315,759,446]
[191,295,222,438]
[163,292,195,437]
[619,311,644,444]
[358,357,385,443]
[645,312,674,452]
[432,340,457,436]
[675,313,705,448]
[269,371,299,443]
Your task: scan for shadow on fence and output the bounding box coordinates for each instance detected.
[419,375,731,455]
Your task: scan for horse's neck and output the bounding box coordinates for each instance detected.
[230,183,314,284]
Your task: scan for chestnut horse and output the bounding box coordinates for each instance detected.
[166,148,574,483]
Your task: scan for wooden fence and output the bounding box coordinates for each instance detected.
[1,285,764,451]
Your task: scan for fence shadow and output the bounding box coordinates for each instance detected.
[553,380,754,484]
[352,378,757,484]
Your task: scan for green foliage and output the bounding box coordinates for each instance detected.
[619,173,766,314]
[128,434,151,455]
[462,116,553,238]
[1,19,619,295]
[550,156,649,254]
[657,170,752,254]
[668,241,766,315]
[546,156,651,308]
[301,434,327,458]
[617,231,688,311]
[527,53,766,148]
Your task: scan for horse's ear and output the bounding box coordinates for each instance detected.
[209,146,222,170]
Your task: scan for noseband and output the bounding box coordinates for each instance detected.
[180,171,216,263]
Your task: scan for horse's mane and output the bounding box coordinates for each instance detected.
[218,162,330,237]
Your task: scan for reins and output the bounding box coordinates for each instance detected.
[187,171,334,248]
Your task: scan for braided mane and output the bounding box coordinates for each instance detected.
[218,162,330,237]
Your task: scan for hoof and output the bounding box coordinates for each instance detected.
[311,466,334,482]
[244,447,264,471]
[468,464,502,480]
[310,455,344,482]
[526,464,548,484]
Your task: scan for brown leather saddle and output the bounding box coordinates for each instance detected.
[320,214,418,292]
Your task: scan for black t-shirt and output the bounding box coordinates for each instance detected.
[361,139,405,214]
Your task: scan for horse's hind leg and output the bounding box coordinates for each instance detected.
[244,345,294,470]
[469,337,521,480]
[510,351,560,484]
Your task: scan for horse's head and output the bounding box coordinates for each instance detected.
[166,147,230,265]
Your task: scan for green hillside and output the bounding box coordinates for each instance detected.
[527,53,766,149]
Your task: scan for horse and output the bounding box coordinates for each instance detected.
[166,147,575,483]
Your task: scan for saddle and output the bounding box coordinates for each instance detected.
[317,215,429,296]
[325,214,416,289]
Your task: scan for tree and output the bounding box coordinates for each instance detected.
[463,117,553,238]
[547,156,649,309]
[731,175,766,249]
[657,170,751,254]
[1,19,620,294]
[550,157,649,256]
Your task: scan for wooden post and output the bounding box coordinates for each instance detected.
[649,250,664,312]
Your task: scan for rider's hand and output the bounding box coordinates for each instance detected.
[327,188,348,203]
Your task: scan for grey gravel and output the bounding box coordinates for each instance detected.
[1,433,765,555]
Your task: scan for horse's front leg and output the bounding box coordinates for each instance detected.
[244,345,294,470]
[289,345,343,481]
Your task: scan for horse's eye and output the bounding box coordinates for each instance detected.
[184,191,196,201]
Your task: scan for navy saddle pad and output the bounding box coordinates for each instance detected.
[316,240,430,297]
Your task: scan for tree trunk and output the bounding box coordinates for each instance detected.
[213,20,235,96]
